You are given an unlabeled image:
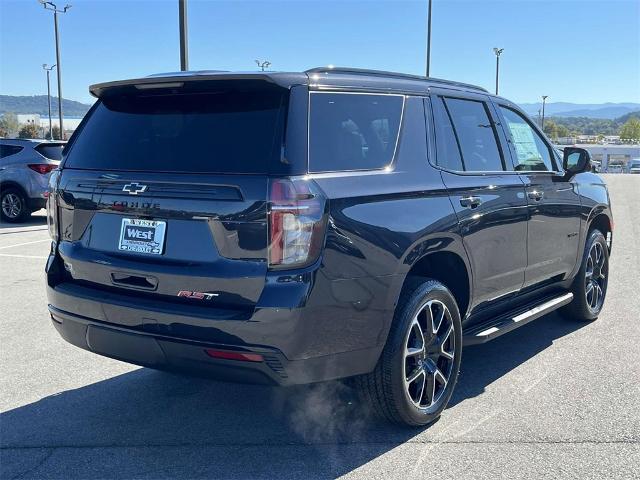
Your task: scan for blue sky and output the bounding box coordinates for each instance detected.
[1,0,638,105]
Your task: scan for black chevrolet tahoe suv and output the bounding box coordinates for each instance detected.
[45,68,612,426]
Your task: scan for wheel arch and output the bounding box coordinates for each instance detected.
[399,250,472,321]
[0,181,28,198]
[588,212,612,238]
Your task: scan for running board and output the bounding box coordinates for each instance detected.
[463,292,574,345]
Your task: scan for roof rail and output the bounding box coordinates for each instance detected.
[305,67,488,93]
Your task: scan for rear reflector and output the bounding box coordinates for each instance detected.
[28,164,57,174]
[204,349,263,362]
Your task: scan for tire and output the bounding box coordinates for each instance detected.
[561,229,609,321]
[356,278,462,427]
[1,187,30,223]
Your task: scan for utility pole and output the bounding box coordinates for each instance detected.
[493,48,504,95]
[42,64,56,139]
[39,1,71,140]
[541,95,549,131]
[425,0,432,77]
[255,60,271,72]
[179,0,189,71]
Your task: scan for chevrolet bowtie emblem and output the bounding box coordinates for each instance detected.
[122,183,148,195]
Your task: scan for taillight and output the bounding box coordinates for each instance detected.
[46,170,61,241]
[28,164,57,174]
[268,177,328,269]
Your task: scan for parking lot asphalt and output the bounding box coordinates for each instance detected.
[1,175,639,480]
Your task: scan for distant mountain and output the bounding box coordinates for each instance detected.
[519,102,640,119]
[0,95,93,117]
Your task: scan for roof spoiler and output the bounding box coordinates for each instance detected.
[89,72,284,98]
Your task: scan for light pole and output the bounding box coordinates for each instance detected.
[179,0,189,71]
[42,64,56,139]
[541,95,549,132]
[493,48,504,95]
[425,0,432,77]
[255,60,271,72]
[39,1,71,140]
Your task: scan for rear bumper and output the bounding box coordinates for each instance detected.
[46,255,401,385]
[50,305,384,385]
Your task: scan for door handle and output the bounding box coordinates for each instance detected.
[460,196,482,209]
[527,190,544,201]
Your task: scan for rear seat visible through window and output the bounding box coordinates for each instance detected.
[309,92,404,173]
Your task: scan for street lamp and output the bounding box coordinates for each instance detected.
[541,95,549,131]
[493,48,504,95]
[425,0,433,77]
[255,60,271,72]
[42,64,56,139]
[179,0,189,71]
[38,1,71,140]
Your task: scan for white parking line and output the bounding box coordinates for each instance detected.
[0,239,50,250]
[0,226,48,235]
[0,253,48,259]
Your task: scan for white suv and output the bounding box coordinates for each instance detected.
[1,138,64,222]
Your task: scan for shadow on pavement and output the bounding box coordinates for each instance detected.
[0,211,47,232]
[1,311,588,478]
[451,311,589,406]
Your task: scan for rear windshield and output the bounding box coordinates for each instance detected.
[64,88,287,173]
[35,143,64,160]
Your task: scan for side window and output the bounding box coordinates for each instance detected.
[499,106,555,172]
[309,92,403,172]
[431,97,464,171]
[0,145,24,159]
[443,97,504,172]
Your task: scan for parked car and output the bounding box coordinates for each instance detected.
[45,68,612,427]
[628,158,640,174]
[607,164,624,174]
[1,138,64,222]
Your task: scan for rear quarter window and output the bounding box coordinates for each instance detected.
[35,143,64,160]
[309,92,403,172]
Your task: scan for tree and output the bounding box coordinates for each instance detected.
[0,112,20,137]
[18,122,40,139]
[47,125,61,140]
[619,117,640,140]
[555,124,569,138]
[543,120,559,139]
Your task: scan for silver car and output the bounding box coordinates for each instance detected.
[628,158,640,174]
[0,139,64,222]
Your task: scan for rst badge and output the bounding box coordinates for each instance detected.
[177,290,220,301]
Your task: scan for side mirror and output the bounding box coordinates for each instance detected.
[563,147,591,176]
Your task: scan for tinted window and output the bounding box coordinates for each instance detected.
[65,88,287,173]
[443,98,504,172]
[432,97,464,171]
[0,145,23,158]
[309,93,403,172]
[499,106,554,171]
[35,143,64,160]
